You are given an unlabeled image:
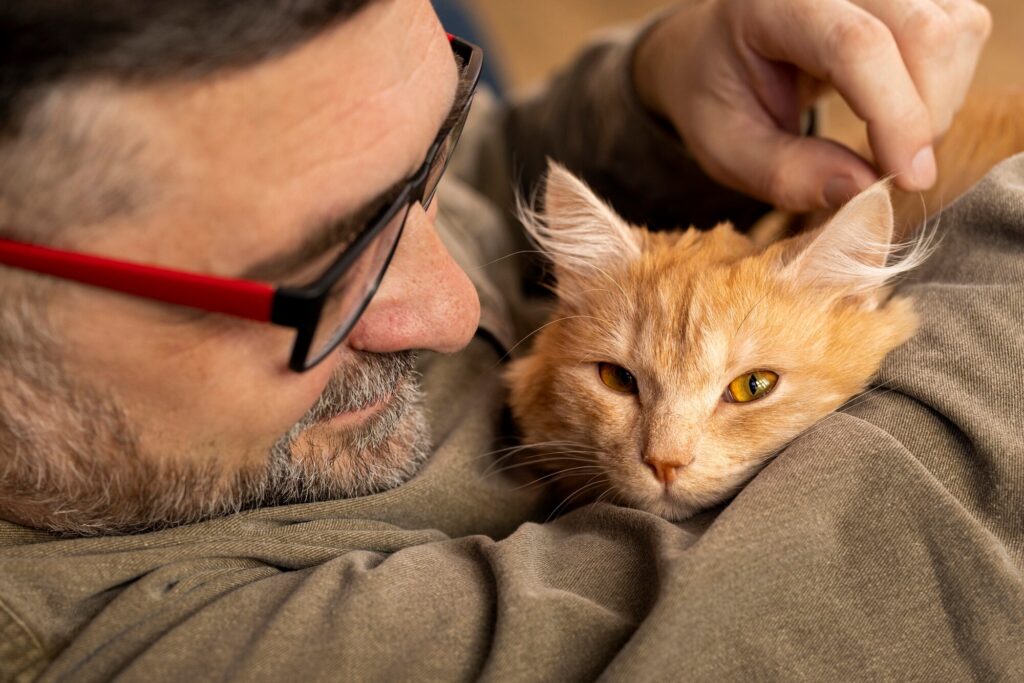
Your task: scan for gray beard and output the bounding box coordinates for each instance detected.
[0,349,433,536]
[261,350,432,505]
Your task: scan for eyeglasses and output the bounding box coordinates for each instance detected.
[0,34,483,372]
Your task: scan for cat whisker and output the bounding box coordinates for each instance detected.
[474,444,538,461]
[497,450,602,464]
[771,381,901,454]
[736,289,774,332]
[481,444,602,476]
[836,381,901,412]
[477,446,548,469]
[840,387,894,410]
[484,452,602,477]
[486,460,602,480]
[474,439,597,462]
[776,383,900,451]
[589,487,620,510]
[469,249,548,272]
[505,465,607,491]
[779,412,847,450]
[587,262,630,304]
[496,315,614,365]
[546,477,609,523]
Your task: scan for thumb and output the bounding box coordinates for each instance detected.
[689,110,880,212]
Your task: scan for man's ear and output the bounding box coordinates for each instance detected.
[780,180,927,303]
[518,160,640,296]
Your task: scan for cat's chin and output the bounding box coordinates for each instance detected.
[619,488,709,522]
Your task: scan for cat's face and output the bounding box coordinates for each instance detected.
[506,163,923,520]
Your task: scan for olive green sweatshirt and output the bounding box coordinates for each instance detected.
[2,30,1023,683]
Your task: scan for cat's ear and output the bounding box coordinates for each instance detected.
[780,180,927,303]
[519,161,641,285]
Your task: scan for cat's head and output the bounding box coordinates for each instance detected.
[505,162,926,520]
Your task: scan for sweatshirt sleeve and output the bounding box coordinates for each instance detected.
[16,152,1024,679]
[498,26,769,231]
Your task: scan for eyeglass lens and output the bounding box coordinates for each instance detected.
[303,101,472,368]
[423,99,472,207]
[303,202,409,368]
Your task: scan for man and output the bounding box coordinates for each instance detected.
[1,0,1019,680]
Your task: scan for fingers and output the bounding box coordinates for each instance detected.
[930,0,993,122]
[853,0,955,132]
[738,0,938,192]
[636,0,992,211]
[853,0,992,135]
[685,93,879,212]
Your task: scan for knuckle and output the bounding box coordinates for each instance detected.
[966,2,994,39]
[763,161,800,209]
[932,110,955,136]
[905,5,954,50]
[824,13,891,66]
[894,98,932,133]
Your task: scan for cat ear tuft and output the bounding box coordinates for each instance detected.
[518,160,641,281]
[781,180,932,299]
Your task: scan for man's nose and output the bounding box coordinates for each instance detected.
[345,202,480,355]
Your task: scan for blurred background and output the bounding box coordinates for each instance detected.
[451,0,1022,92]
[435,0,1021,183]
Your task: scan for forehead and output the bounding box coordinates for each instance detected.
[572,227,770,369]
[82,0,457,273]
[633,226,757,320]
[630,236,832,382]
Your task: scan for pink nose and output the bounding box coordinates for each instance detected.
[644,448,696,486]
[646,460,680,485]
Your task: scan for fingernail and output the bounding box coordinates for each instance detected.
[823,176,862,207]
[911,146,937,189]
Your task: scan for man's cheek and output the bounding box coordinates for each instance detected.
[205,325,338,432]
[141,347,330,465]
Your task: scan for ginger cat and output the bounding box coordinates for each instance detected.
[506,92,1024,521]
[505,161,930,521]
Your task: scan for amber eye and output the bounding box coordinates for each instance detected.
[598,363,639,395]
[725,370,779,403]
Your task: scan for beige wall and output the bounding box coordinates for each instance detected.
[468,0,1023,91]
[468,0,666,88]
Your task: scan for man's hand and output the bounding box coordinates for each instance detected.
[634,0,992,211]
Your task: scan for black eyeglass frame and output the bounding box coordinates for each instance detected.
[270,35,483,372]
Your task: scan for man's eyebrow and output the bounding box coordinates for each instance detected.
[241,178,407,283]
[241,62,474,284]
[443,57,474,130]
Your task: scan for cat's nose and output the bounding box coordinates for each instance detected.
[644,455,693,486]
[647,461,680,485]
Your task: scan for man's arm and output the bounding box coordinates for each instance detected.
[4,156,1024,681]
[462,0,990,228]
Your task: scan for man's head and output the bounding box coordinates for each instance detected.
[0,0,481,535]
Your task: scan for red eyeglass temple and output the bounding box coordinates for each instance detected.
[0,34,467,324]
[0,239,275,322]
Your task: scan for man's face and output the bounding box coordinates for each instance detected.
[1,0,480,533]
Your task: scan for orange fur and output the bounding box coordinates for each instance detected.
[751,90,1024,244]
[892,90,1024,233]
[506,163,922,521]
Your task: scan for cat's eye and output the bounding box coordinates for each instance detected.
[598,363,639,395]
[725,370,779,403]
